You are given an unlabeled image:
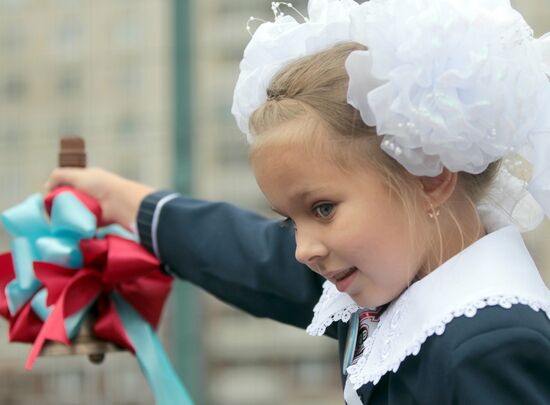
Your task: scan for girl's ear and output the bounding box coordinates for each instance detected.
[418,168,458,208]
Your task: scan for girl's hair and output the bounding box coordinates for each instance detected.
[249,42,500,272]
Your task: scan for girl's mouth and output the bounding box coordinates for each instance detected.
[334,267,358,293]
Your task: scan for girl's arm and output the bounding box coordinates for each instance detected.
[46,168,328,334]
[137,191,326,332]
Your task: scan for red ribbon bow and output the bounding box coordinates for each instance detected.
[0,253,44,343]
[0,188,173,369]
[26,234,173,369]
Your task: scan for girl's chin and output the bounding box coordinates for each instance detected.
[349,290,395,309]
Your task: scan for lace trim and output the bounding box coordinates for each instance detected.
[347,295,550,389]
[306,304,361,336]
[306,281,360,336]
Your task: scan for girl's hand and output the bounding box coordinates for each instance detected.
[45,167,154,227]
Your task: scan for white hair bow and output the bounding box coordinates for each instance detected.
[232,0,550,229]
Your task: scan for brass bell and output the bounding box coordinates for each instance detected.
[40,310,122,364]
[39,136,125,364]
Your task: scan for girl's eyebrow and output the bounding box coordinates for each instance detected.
[271,187,329,216]
[289,187,326,203]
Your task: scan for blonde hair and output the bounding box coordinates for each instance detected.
[249,42,500,274]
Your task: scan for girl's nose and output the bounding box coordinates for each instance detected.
[294,229,328,266]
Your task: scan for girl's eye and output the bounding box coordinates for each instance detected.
[313,203,335,218]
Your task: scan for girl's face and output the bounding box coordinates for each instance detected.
[251,124,428,308]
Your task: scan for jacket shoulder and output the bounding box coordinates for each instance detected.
[393,305,550,404]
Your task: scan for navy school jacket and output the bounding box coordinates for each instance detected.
[137,192,550,404]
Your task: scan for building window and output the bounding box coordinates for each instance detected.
[53,18,83,59]
[58,119,82,137]
[2,74,27,102]
[115,114,140,141]
[0,166,22,203]
[53,0,83,6]
[2,127,23,147]
[0,27,24,54]
[0,0,30,11]
[115,62,142,96]
[57,67,83,98]
[112,13,143,50]
[0,127,24,161]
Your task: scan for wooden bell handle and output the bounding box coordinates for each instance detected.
[59,136,87,168]
[58,136,104,364]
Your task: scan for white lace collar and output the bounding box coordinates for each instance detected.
[307,169,545,337]
[307,225,550,389]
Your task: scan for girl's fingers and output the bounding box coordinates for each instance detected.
[44,168,85,191]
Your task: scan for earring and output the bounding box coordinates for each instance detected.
[428,208,441,219]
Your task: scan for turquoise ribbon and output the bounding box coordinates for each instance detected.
[6,238,41,314]
[112,293,194,405]
[2,191,193,404]
[2,193,50,239]
[50,193,96,239]
[1,192,96,316]
[3,194,48,314]
[343,311,359,375]
[1,192,125,320]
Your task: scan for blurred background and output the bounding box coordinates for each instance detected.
[0,0,548,404]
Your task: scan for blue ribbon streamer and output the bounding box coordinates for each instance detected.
[2,190,194,404]
[112,293,194,405]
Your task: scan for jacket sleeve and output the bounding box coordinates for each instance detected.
[449,325,550,404]
[136,191,331,334]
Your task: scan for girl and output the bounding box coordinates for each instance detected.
[47,0,550,403]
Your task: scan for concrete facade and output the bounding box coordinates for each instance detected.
[0,0,548,404]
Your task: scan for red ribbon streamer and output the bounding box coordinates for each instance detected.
[0,253,14,320]
[0,253,43,343]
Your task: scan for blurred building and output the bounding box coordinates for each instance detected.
[191,0,550,404]
[191,0,343,404]
[0,0,549,404]
[0,0,172,404]
[0,0,341,404]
